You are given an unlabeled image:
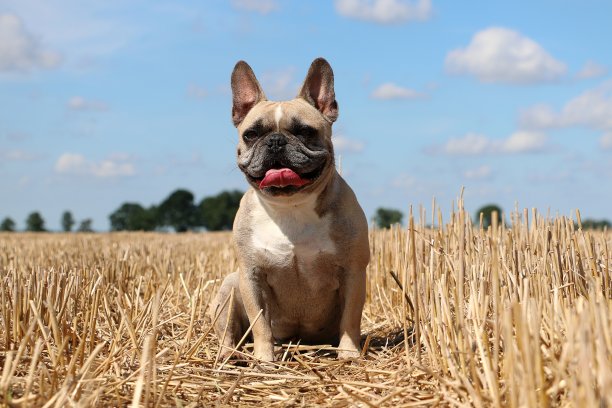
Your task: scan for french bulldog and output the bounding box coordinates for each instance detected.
[209,58,370,361]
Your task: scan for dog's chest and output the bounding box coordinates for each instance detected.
[250,201,336,271]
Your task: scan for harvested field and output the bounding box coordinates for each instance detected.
[0,203,610,407]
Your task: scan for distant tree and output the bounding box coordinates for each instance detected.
[61,211,75,232]
[475,204,503,229]
[77,219,94,232]
[157,189,198,232]
[199,190,244,231]
[109,203,157,231]
[373,207,404,229]
[25,212,46,232]
[1,217,16,232]
[580,218,611,230]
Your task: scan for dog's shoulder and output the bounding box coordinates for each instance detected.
[316,172,370,266]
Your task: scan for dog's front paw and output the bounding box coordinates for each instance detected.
[337,348,360,360]
[217,344,242,364]
[253,345,275,362]
[337,332,361,359]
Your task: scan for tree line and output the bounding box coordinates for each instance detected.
[474,204,611,230]
[109,189,243,232]
[0,189,243,233]
[2,199,609,232]
[372,204,611,230]
[0,211,93,232]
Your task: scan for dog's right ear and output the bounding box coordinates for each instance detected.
[298,58,338,123]
[231,61,267,127]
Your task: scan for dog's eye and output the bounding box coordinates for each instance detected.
[297,126,317,139]
[243,130,259,141]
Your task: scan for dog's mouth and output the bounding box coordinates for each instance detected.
[246,164,325,195]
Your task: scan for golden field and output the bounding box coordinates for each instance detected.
[0,204,610,407]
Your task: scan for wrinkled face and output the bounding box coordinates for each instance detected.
[236,99,334,196]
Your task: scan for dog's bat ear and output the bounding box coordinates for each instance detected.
[231,61,267,127]
[298,58,339,123]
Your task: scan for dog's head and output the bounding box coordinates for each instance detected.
[231,58,338,197]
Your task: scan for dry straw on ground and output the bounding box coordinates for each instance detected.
[0,202,610,407]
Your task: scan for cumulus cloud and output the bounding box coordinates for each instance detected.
[576,60,608,80]
[334,135,365,153]
[434,131,548,155]
[463,165,492,180]
[370,83,424,100]
[518,104,557,129]
[502,131,548,153]
[231,0,278,14]
[519,80,612,131]
[261,67,298,100]
[335,0,432,24]
[442,133,491,155]
[445,27,566,84]
[67,96,109,112]
[0,13,61,72]
[2,1,142,63]
[55,153,135,178]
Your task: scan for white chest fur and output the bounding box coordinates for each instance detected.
[251,194,336,269]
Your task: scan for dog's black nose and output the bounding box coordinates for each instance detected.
[266,133,287,153]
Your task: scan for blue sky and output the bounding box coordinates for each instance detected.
[1,0,611,231]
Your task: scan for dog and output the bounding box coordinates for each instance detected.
[209,57,370,361]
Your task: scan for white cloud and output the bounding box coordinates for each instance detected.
[370,83,424,100]
[520,80,612,131]
[445,27,566,84]
[436,131,548,155]
[93,159,135,178]
[0,13,61,72]
[442,133,491,155]
[601,133,612,150]
[334,135,365,153]
[463,165,492,180]
[55,153,135,178]
[67,96,109,111]
[55,153,86,172]
[231,0,278,14]
[186,83,207,100]
[261,67,298,100]
[518,104,557,129]
[2,1,143,64]
[576,60,608,80]
[335,0,432,24]
[501,131,548,153]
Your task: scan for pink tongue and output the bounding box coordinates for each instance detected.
[259,168,308,189]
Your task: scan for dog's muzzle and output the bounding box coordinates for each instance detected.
[265,133,287,154]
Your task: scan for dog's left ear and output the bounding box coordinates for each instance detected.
[298,58,339,123]
[231,61,267,127]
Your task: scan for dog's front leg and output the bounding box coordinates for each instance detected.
[337,268,366,359]
[239,268,275,361]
